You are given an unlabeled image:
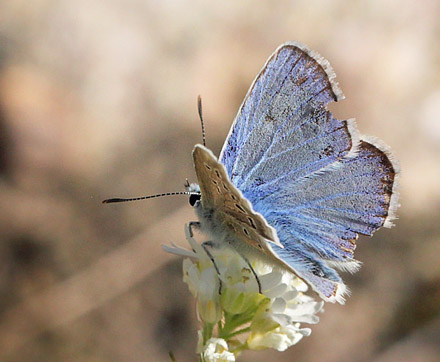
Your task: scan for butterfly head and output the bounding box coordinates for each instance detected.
[189,193,201,206]
[185,182,201,207]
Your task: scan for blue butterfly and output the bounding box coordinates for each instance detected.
[187,42,400,304]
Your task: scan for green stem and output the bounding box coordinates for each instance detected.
[203,323,214,344]
[220,326,251,340]
[221,313,253,336]
[230,342,249,354]
[217,320,223,334]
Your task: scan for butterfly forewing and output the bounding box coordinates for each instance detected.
[219,42,344,184]
[192,145,283,250]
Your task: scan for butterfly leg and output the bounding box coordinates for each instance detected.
[188,221,201,237]
[188,222,223,294]
[233,249,262,294]
[201,241,223,295]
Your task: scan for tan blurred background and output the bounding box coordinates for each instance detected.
[0,1,439,361]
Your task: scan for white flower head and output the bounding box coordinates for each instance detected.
[163,224,324,356]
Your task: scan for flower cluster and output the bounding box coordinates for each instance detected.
[162,225,323,361]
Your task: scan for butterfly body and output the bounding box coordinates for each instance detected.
[190,42,399,304]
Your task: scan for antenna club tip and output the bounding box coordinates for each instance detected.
[102,198,119,204]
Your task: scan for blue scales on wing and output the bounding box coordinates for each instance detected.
[219,42,399,303]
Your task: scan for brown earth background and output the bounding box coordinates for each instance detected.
[0,1,439,361]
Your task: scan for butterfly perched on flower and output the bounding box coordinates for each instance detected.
[104,42,399,304]
[186,42,399,304]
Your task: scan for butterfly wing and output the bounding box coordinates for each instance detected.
[192,144,283,250]
[219,42,399,303]
[219,42,346,183]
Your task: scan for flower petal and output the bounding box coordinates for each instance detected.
[161,243,197,258]
[203,338,236,362]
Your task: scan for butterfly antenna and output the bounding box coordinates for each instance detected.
[102,191,199,204]
[197,95,206,147]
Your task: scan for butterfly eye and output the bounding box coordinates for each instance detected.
[189,194,201,206]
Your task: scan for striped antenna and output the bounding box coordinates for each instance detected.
[102,191,200,204]
[104,97,207,205]
[197,95,206,147]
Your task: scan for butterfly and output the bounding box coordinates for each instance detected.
[186,42,399,304]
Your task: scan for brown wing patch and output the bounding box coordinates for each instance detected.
[358,140,397,222]
[192,144,283,249]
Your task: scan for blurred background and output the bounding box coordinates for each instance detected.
[0,1,439,361]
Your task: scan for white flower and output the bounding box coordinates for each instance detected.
[166,227,222,324]
[163,224,324,356]
[202,338,235,362]
[265,272,324,325]
[247,323,310,351]
[182,256,222,324]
